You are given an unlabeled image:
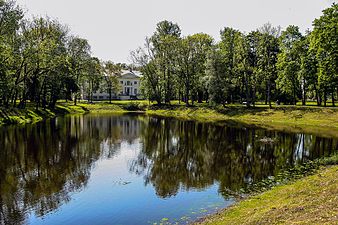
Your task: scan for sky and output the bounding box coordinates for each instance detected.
[16,0,335,63]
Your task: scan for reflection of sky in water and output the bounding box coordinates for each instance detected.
[1,114,337,225]
[28,140,230,225]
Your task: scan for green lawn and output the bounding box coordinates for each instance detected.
[197,165,338,225]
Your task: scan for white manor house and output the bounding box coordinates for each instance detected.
[84,70,143,101]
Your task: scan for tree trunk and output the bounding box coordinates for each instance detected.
[314,83,320,106]
[265,83,268,105]
[302,79,306,106]
[185,85,190,106]
[245,72,250,107]
[252,85,256,108]
[332,89,335,107]
[109,87,112,104]
[198,91,203,103]
[12,90,18,107]
[267,79,272,108]
[74,94,77,106]
[293,85,297,105]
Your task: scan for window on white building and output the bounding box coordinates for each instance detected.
[134,89,137,95]
[134,81,137,85]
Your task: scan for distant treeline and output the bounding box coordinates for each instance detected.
[0,0,132,109]
[1,1,337,109]
[132,3,338,107]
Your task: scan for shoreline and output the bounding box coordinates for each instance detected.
[194,153,338,224]
[1,101,338,224]
[195,163,338,225]
[1,101,338,136]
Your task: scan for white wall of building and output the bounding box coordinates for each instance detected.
[84,70,142,101]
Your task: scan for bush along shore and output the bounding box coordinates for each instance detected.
[196,153,338,225]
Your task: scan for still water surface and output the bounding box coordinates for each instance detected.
[0,114,337,224]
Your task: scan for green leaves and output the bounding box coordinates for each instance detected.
[276,25,303,104]
[310,3,338,105]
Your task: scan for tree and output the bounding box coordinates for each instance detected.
[176,33,213,105]
[310,3,338,106]
[234,32,252,107]
[131,38,163,105]
[0,0,23,106]
[246,31,262,107]
[68,36,91,105]
[276,25,303,105]
[19,17,70,109]
[257,24,280,108]
[151,20,181,104]
[103,61,121,103]
[206,48,229,106]
[298,32,318,106]
[85,57,102,103]
[217,27,239,104]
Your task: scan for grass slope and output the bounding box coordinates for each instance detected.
[1,101,338,134]
[147,104,338,127]
[198,165,338,225]
[0,103,86,126]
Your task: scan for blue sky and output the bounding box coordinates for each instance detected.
[16,0,335,63]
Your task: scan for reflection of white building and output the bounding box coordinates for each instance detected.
[84,70,143,101]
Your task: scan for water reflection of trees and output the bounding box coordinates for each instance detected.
[0,115,336,223]
[131,117,337,198]
[0,115,142,224]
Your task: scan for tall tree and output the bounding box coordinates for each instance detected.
[276,25,303,105]
[234,32,251,107]
[257,24,280,108]
[68,36,91,105]
[176,33,213,105]
[131,38,163,105]
[85,57,102,103]
[206,47,230,107]
[298,32,318,106]
[310,3,338,106]
[0,0,23,106]
[103,61,121,104]
[151,20,181,104]
[218,27,240,104]
[246,31,262,107]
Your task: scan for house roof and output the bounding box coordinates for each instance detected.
[102,70,142,79]
[120,70,143,79]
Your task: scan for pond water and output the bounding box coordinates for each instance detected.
[0,114,337,225]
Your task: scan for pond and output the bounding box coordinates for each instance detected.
[0,114,337,225]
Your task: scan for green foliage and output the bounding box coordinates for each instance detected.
[310,3,338,106]
[206,48,230,105]
[101,61,121,103]
[276,25,303,105]
[120,102,147,111]
[134,4,336,108]
[0,0,102,109]
[1,1,337,112]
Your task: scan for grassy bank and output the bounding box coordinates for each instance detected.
[198,164,338,225]
[1,101,338,133]
[0,103,87,126]
[145,105,338,137]
[146,104,338,127]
